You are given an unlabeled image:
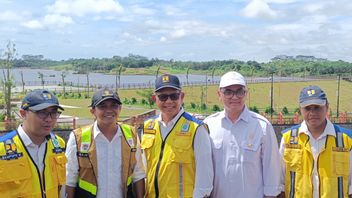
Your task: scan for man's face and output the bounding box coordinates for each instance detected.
[90,99,121,126]
[218,85,247,113]
[153,88,184,119]
[21,106,61,138]
[300,104,328,130]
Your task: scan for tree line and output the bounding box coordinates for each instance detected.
[1,53,352,77]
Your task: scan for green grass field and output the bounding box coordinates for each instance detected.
[58,79,352,119]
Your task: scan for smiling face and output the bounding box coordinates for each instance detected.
[90,99,121,127]
[300,104,328,133]
[153,87,184,122]
[218,85,247,114]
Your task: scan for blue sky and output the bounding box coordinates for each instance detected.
[1,0,351,62]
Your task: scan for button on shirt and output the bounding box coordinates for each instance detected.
[279,120,352,198]
[66,122,146,198]
[17,125,48,173]
[152,108,213,198]
[204,107,282,198]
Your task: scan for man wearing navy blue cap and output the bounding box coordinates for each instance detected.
[0,89,67,197]
[141,74,213,198]
[279,85,352,198]
[65,88,145,198]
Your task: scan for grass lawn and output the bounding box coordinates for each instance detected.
[59,79,352,119]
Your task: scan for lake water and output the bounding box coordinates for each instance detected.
[1,68,221,87]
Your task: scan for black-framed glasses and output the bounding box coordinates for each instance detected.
[31,110,62,119]
[221,88,246,99]
[156,92,181,101]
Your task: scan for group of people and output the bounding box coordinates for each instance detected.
[0,71,351,198]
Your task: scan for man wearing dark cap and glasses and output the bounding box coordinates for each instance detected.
[279,85,352,198]
[141,74,213,198]
[0,89,67,198]
[65,88,145,198]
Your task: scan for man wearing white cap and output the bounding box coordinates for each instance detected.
[204,71,282,198]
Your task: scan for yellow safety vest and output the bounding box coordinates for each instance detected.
[282,124,352,198]
[73,124,137,198]
[0,130,67,198]
[141,112,204,198]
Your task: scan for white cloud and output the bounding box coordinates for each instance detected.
[47,0,124,17]
[241,0,278,19]
[21,20,43,29]
[160,36,167,42]
[130,5,155,16]
[170,29,186,38]
[43,14,74,28]
[0,10,23,21]
[21,14,73,29]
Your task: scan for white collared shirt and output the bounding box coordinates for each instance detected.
[17,125,48,173]
[65,121,146,198]
[204,107,282,198]
[279,120,352,198]
[152,108,214,198]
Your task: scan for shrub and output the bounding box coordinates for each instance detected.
[131,97,137,104]
[141,99,147,105]
[212,105,220,111]
[282,106,289,115]
[201,103,207,110]
[190,102,196,109]
[294,108,301,115]
[123,98,130,104]
[250,106,259,113]
[265,106,274,114]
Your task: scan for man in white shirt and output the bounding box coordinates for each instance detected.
[0,89,66,198]
[141,74,213,198]
[65,88,145,198]
[204,71,282,198]
[279,85,352,198]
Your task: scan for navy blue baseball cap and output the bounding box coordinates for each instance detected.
[90,88,122,107]
[299,85,327,107]
[21,89,64,111]
[155,74,181,92]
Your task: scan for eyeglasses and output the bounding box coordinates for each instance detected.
[156,92,181,102]
[31,110,62,119]
[302,105,324,112]
[96,103,120,110]
[221,88,246,99]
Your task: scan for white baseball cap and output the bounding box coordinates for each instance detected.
[219,71,246,88]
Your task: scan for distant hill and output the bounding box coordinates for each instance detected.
[2,53,351,77]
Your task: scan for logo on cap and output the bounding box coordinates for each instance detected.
[307,90,315,96]
[43,93,52,100]
[162,75,169,83]
[103,90,113,97]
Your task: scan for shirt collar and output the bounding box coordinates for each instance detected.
[157,107,184,126]
[299,119,336,138]
[223,106,250,123]
[93,121,121,139]
[17,125,48,147]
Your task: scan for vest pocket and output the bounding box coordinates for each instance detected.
[332,150,349,176]
[52,154,67,185]
[284,148,302,171]
[0,157,33,197]
[141,134,155,149]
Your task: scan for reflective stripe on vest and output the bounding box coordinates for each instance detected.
[335,125,344,198]
[289,128,299,198]
[120,124,136,149]
[80,126,92,153]
[78,178,97,195]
